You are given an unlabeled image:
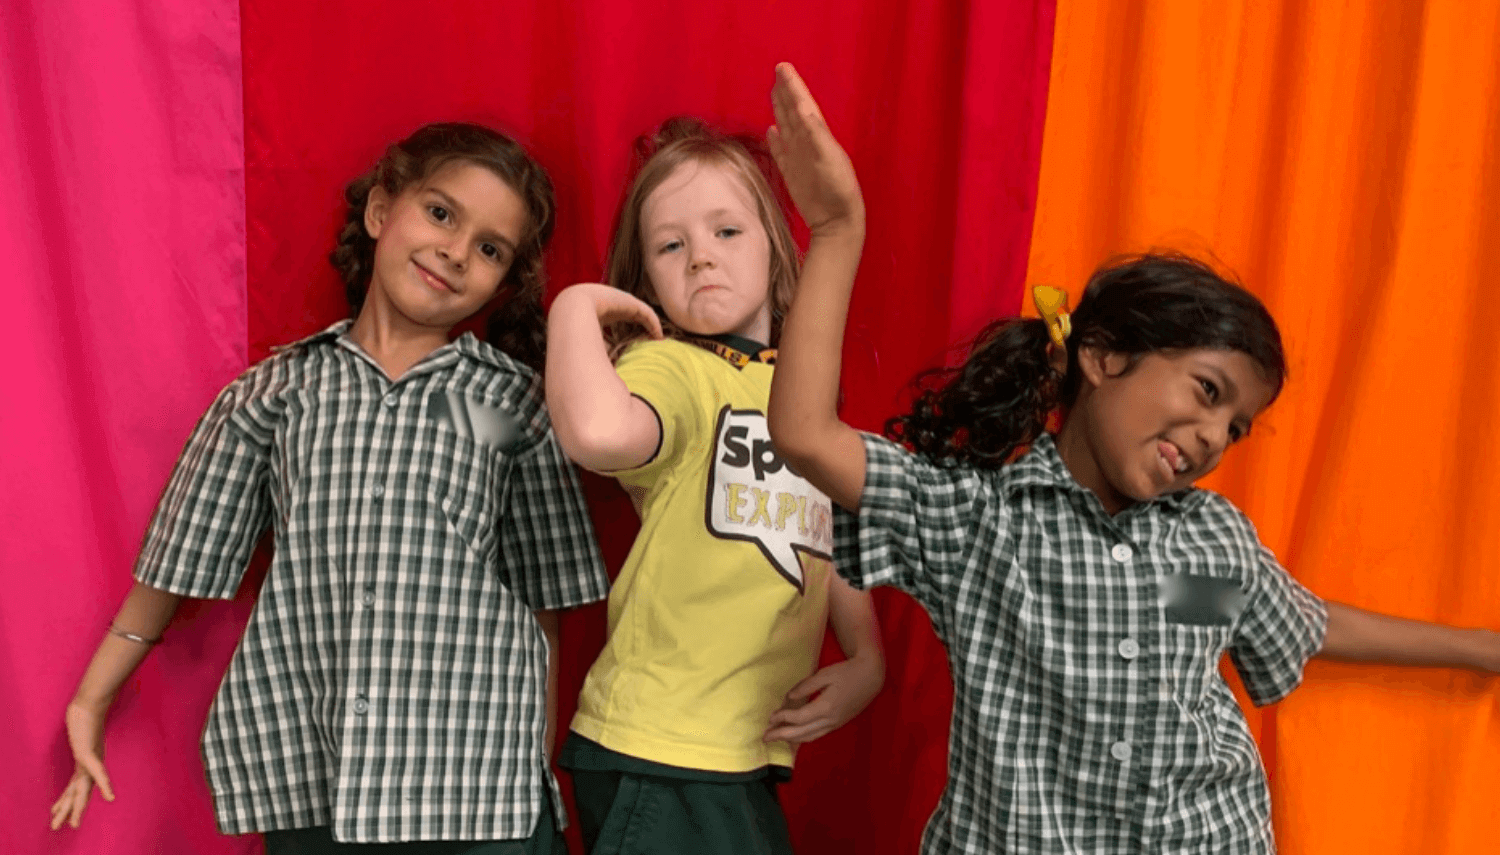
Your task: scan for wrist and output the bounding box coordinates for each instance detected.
[1472,628,1500,674]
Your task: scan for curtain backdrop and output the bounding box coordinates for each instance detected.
[1,1,250,854]
[1026,2,1500,852]
[14,1,1053,853]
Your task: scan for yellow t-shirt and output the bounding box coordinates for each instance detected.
[571,338,834,772]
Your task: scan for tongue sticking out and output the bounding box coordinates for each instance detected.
[1159,441,1182,475]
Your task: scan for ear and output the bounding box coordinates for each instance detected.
[364,186,391,240]
[1076,345,1115,389]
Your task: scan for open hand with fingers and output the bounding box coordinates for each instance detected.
[763,653,884,745]
[49,699,116,830]
[767,63,865,241]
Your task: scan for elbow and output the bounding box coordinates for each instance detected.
[553,414,613,468]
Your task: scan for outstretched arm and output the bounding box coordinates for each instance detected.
[764,576,884,745]
[765,62,869,511]
[50,581,183,830]
[545,284,664,472]
[1319,602,1500,672]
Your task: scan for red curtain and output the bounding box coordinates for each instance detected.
[15,2,1054,853]
[242,3,1054,852]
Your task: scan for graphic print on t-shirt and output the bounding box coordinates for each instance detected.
[705,406,833,590]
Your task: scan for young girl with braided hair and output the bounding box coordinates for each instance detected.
[765,63,1500,854]
[51,123,608,854]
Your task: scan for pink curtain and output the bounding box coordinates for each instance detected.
[1,1,249,853]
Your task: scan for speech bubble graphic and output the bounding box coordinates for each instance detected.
[705,406,833,591]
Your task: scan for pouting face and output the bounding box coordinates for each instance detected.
[1062,347,1278,514]
[639,159,773,344]
[363,160,529,334]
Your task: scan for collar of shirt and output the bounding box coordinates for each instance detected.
[1003,432,1205,516]
[686,333,776,369]
[273,319,529,379]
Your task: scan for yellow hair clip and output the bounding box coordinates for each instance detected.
[1032,285,1071,348]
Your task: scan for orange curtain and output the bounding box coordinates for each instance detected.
[1025,2,1500,851]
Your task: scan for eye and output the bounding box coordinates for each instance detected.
[1228,421,1251,444]
[427,205,451,223]
[715,226,742,239]
[1198,378,1220,403]
[657,239,683,255]
[478,242,500,261]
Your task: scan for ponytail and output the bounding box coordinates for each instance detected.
[886,317,1061,468]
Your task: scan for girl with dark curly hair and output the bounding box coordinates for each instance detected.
[51,123,608,854]
[765,63,1500,855]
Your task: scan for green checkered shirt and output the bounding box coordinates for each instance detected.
[836,433,1327,854]
[135,321,608,843]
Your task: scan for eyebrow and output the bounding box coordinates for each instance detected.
[645,207,750,233]
[425,187,518,254]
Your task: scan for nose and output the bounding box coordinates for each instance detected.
[437,235,468,271]
[687,243,715,273]
[1196,416,1233,460]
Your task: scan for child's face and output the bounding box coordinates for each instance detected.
[363,160,528,334]
[1063,347,1277,513]
[639,159,773,343]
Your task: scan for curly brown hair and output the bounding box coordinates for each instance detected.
[603,117,800,356]
[329,122,555,371]
[888,253,1287,469]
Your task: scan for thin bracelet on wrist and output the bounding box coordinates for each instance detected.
[107,624,162,646]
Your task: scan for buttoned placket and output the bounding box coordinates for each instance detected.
[1098,506,1165,828]
[339,357,415,804]
[1119,508,1173,845]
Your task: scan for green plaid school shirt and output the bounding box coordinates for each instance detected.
[836,433,1328,854]
[134,321,608,843]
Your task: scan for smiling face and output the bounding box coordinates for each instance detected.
[638,159,774,344]
[362,159,529,335]
[1056,347,1278,514]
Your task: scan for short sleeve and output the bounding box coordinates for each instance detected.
[1230,540,1329,706]
[133,379,272,599]
[833,433,986,617]
[612,342,702,486]
[497,424,609,611]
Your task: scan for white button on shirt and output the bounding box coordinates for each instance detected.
[1118,638,1140,660]
[1110,741,1133,762]
[1110,543,1133,562]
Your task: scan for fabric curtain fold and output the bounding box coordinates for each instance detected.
[1026,2,1500,851]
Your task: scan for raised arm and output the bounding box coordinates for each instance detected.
[1319,601,1500,672]
[50,581,183,830]
[765,63,869,511]
[544,283,664,472]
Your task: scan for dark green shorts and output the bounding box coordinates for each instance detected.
[560,734,793,855]
[262,796,566,855]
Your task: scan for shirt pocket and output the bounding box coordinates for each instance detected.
[1160,621,1234,714]
[427,425,510,563]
